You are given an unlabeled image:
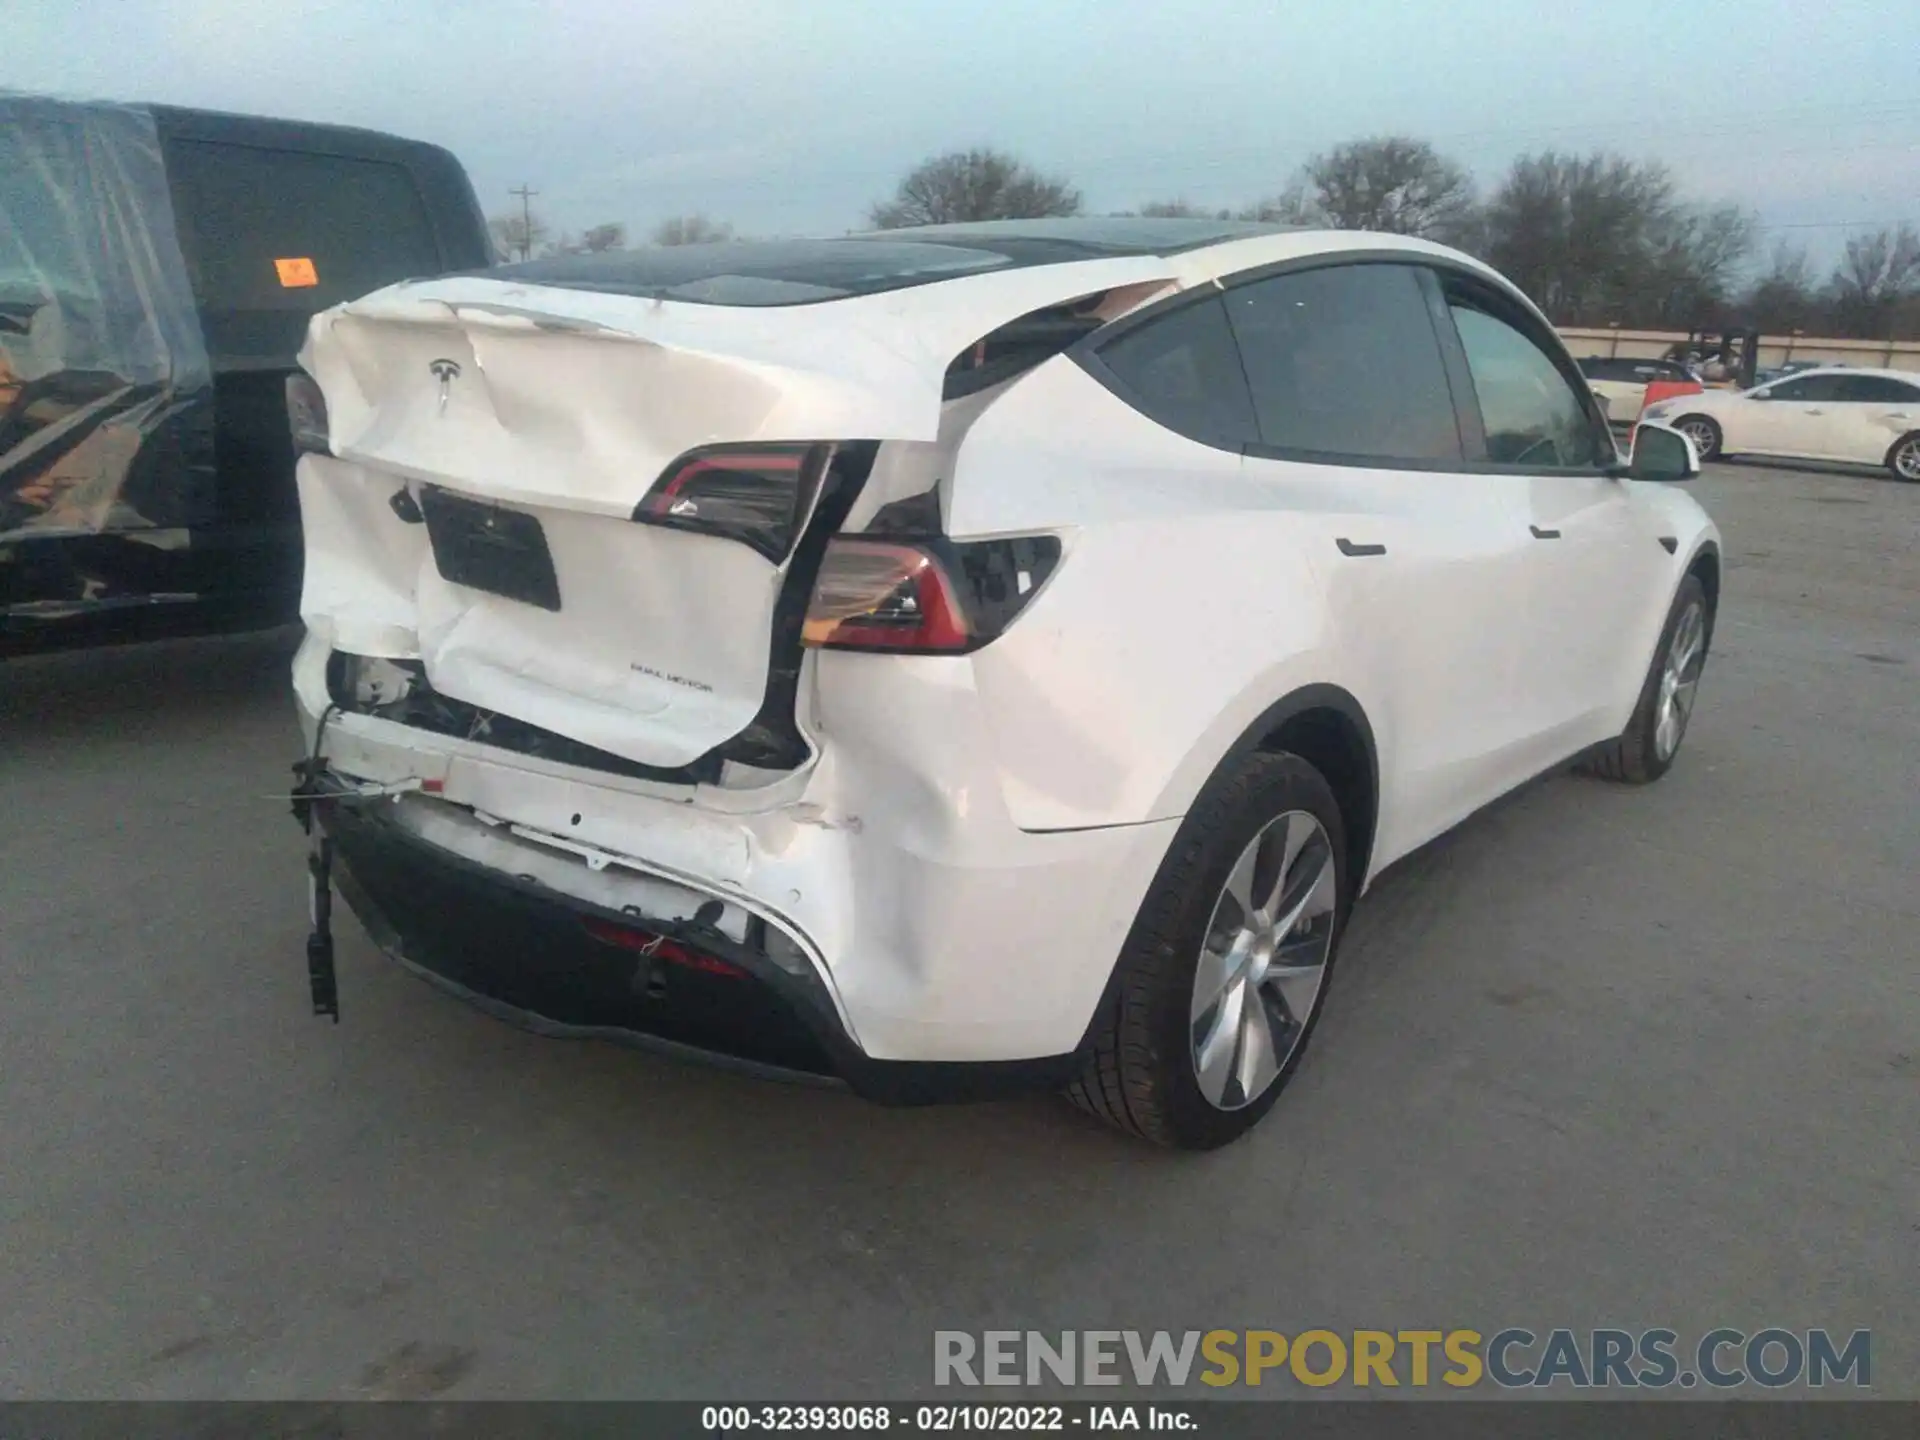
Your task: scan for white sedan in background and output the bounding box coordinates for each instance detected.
[1643,366,1920,481]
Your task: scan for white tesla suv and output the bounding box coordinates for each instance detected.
[287,219,1719,1149]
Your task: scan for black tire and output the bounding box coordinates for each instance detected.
[1673,415,1722,461]
[1886,432,1920,484]
[1066,751,1350,1150]
[1578,574,1710,785]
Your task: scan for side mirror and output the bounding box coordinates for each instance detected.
[1625,421,1699,482]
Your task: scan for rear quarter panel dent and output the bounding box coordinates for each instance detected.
[949,358,1360,832]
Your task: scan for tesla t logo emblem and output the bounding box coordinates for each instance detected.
[428,358,461,413]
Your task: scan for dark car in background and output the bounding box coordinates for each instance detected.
[1,94,491,657]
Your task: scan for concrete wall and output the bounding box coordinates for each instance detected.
[1558,326,1920,372]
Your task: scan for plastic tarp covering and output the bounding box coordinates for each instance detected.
[0,93,213,554]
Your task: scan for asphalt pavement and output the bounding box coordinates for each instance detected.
[2,460,1915,1400]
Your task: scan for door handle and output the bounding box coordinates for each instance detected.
[1335,537,1387,557]
[1529,525,1561,540]
[1805,409,1825,416]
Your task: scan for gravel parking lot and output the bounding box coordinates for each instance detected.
[3,461,1915,1400]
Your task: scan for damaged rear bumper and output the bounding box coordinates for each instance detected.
[311,781,1073,1103]
[292,638,1183,1100]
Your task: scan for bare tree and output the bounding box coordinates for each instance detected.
[1641,203,1758,327]
[581,222,628,253]
[1298,137,1479,242]
[1742,242,1819,333]
[489,210,550,263]
[652,214,734,246]
[1480,152,1754,327]
[870,148,1081,229]
[1235,186,1320,225]
[1827,224,1920,337]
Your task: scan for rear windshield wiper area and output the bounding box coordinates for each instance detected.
[324,654,723,787]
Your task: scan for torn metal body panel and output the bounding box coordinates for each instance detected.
[295,253,1177,773]
[295,631,1179,1074]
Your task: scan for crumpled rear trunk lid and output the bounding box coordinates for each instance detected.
[296,257,1174,772]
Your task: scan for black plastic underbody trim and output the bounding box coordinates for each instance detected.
[311,779,1077,1105]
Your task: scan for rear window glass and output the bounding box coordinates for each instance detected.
[1226,263,1463,462]
[1095,295,1257,447]
[164,139,443,363]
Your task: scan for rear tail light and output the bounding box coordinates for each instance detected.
[633,443,830,562]
[286,372,330,455]
[802,534,1062,654]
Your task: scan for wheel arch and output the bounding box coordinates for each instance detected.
[1882,429,1920,478]
[1673,410,1724,449]
[1685,539,1721,645]
[1157,682,1381,895]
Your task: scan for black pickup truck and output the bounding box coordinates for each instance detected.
[1,94,493,656]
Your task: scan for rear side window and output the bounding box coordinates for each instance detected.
[164,140,443,363]
[1834,374,1920,403]
[1223,263,1462,463]
[1094,295,1258,447]
[1447,300,1602,468]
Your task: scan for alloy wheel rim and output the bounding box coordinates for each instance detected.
[1681,420,1716,455]
[1654,601,1706,761]
[1189,810,1338,1111]
[1896,440,1920,480]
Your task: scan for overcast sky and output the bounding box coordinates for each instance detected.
[7,0,1916,265]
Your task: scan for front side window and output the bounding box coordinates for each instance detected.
[1762,374,1847,403]
[1223,262,1462,463]
[1093,294,1258,447]
[1447,299,1601,468]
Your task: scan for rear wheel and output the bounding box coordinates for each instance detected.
[1067,751,1348,1150]
[1578,574,1709,784]
[1674,415,1722,461]
[1888,433,1920,483]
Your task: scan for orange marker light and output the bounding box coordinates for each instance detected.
[275,257,319,288]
